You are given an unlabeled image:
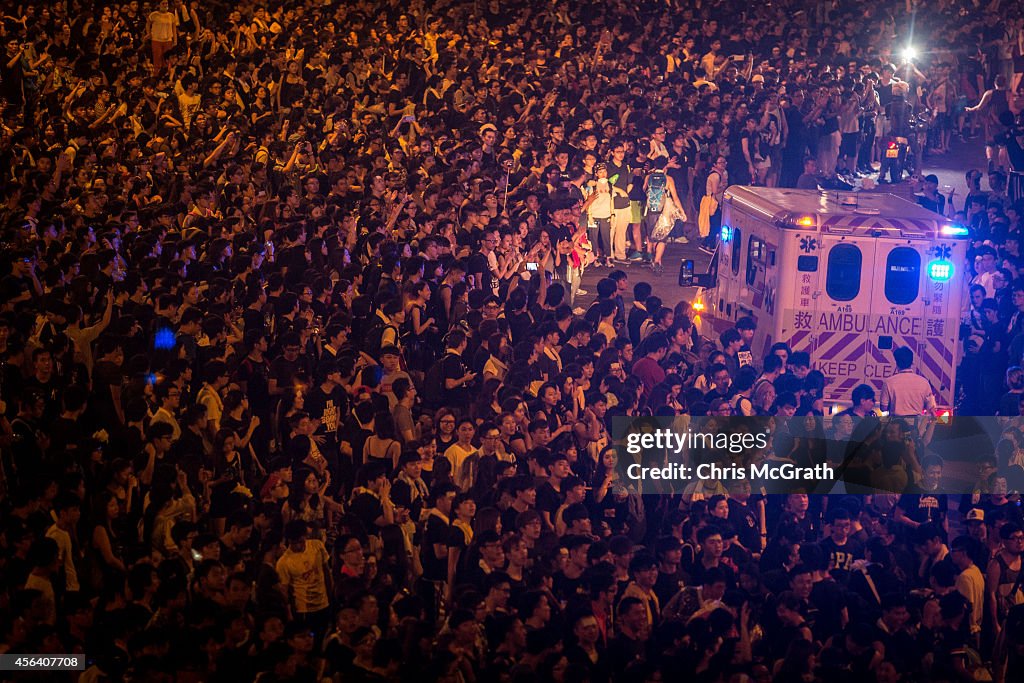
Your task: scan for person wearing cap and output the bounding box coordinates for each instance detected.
[964,507,989,552]
[951,535,986,638]
[915,173,949,215]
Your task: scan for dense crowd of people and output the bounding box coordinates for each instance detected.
[4,0,1024,681]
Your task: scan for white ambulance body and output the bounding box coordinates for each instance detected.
[696,186,969,409]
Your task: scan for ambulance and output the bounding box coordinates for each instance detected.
[689,186,969,410]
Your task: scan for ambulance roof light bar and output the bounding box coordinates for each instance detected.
[899,228,928,239]
[821,224,853,234]
[940,224,969,237]
[778,214,819,229]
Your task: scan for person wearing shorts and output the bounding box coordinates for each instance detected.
[643,157,682,274]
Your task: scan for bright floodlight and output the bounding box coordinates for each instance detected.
[902,46,918,62]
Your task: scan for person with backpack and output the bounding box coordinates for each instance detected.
[643,156,683,274]
[730,367,758,416]
[363,297,405,364]
[698,155,728,255]
[423,328,476,416]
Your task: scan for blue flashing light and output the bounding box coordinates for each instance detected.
[940,224,969,237]
[154,327,176,350]
[927,260,954,282]
[720,225,733,242]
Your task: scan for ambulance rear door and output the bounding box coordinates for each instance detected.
[779,230,823,370]
[899,239,962,407]
[814,235,877,403]
[864,239,932,399]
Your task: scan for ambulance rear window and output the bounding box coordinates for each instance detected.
[746,236,766,287]
[884,247,920,305]
[825,244,861,301]
[731,228,742,275]
[797,256,818,272]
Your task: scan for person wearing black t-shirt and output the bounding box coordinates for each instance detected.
[439,329,476,417]
[304,360,349,472]
[896,455,949,534]
[727,481,763,553]
[819,510,863,584]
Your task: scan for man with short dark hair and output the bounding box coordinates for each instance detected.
[897,455,949,533]
[839,384,877,424]
[796,156,820,189]
[720,328,742,378]
[820,509,863,582]
[951,535,985,637]
[880,346,936,415]
[607,596,649,677]
[276,521,331,643]
[631,332,668,398]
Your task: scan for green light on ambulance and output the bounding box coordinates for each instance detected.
[927,260,953,282]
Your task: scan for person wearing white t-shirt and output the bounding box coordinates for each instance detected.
[880,347,937,416]
[146,0,178,72]
[582,164,614,265]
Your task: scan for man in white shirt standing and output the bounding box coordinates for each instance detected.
[880,347,937,416]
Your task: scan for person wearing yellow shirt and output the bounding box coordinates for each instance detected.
[276,520,331,642]
[444,419,478,491]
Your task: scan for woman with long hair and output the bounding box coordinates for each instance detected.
[436,262,466,333]
[591,445,622,506]
[482,333,511,383]
[498,410,529,461]
[146,465,196,557]
[274,385,308,455]
[790,410,828,470]
[752,382,777,416]
[221,389,263,477]
[557,371,584,422]
[206,428,248,534]
[434,408,458,454]
[471,378,504,424]
[363,412,403,473]
[505,286,535,346]
[91,490,127,589]
[282,466,327,532]
[402,279,437,369]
